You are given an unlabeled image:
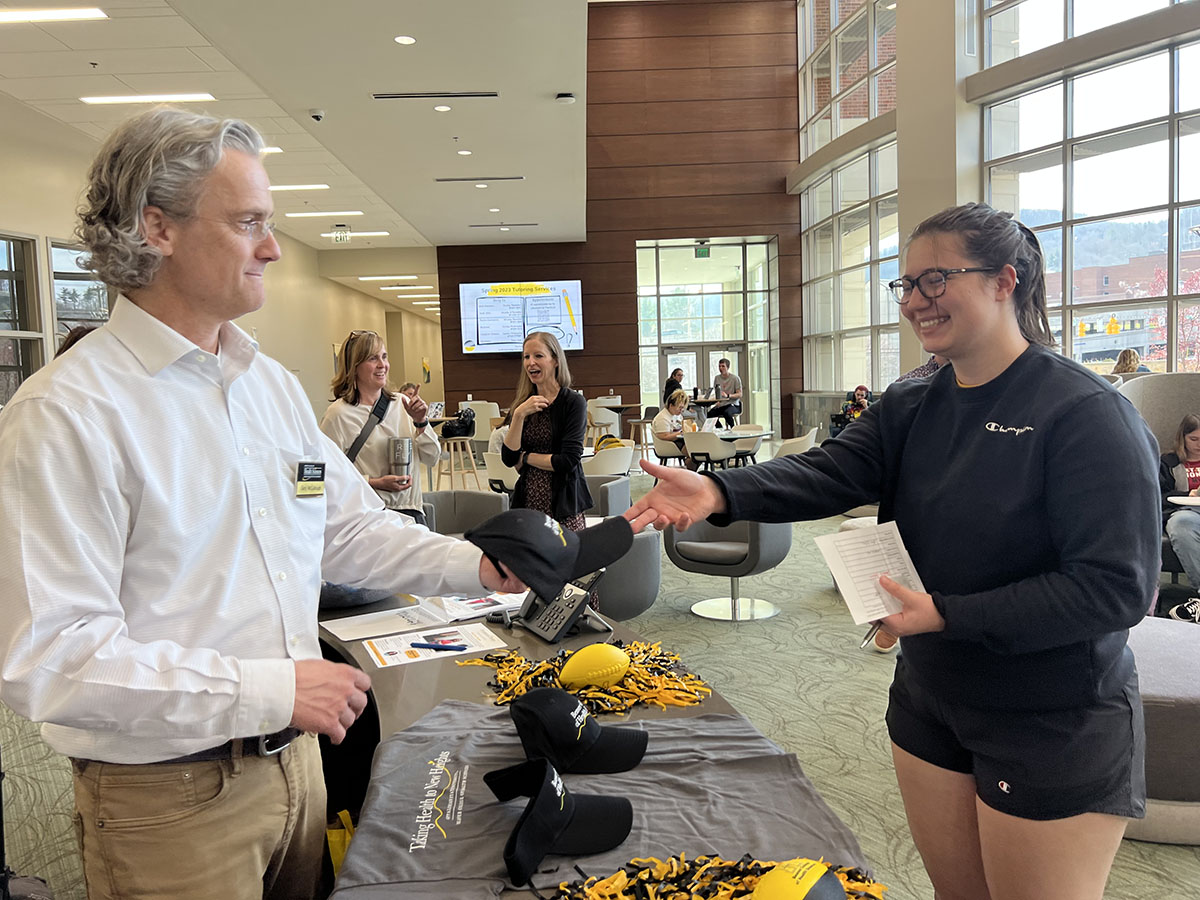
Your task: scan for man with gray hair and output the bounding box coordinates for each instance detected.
[0,107,522,899]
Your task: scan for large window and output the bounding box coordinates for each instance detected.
[637,239,775,427]
[801,143,899,391]
[985,40,1200,372]
[0,235,44,406]
[51,243,111,341]
[797,0,896,159]
[984,0,1188,68]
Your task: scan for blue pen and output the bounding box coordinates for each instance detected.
[411,641,467,651]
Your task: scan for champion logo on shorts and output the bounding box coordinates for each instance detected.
[998,780,1011,794]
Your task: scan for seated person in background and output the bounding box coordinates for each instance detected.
[1112,349,1151,375]
[653,389,698,470]
[662,367,684,407]
[489,409,513,455]
[55,324,98,358]
[842,385,871,419]
[399,381,421,401]
[709,358,742,426]
[1160,413,1200,623]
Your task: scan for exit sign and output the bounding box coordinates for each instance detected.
[694,246,710,259]
[331,226,352,244]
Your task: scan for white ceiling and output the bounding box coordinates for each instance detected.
[0,0,589,321]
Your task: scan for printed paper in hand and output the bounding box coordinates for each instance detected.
[814,520,925,625]
[362,623,506,668]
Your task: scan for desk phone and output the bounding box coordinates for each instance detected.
[513,570,606,643]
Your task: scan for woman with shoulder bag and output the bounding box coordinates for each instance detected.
[320,330,439,524]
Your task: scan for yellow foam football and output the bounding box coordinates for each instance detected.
[752,859,845,900]
[558,642,631,689]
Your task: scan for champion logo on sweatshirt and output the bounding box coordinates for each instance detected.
[985,422,1035,436]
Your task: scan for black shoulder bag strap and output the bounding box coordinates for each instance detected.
[346,393,391,463]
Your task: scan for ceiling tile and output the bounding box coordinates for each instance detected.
[0,48,213,78]
[0,25,70,53]
[187,46,237,72]
[38,18,209,51]
[0,73,127,101]
[117,70,263,95]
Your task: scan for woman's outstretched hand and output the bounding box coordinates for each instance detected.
[622,460,727,532]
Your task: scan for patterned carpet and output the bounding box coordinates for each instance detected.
[1,471,1198,898]
[621,470,1200,899]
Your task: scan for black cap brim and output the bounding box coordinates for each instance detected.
[550,793,633,856]
[570,515,633,581]
[567,725,648,775]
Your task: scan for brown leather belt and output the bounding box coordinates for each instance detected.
[155,727,303,764]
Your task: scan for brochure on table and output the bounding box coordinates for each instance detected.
[363,623,506,668]
[321,591,528,642]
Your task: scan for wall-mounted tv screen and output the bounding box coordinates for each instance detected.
[458,280,583,354]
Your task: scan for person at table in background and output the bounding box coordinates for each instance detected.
[0,107,523,900]
[489,408,513,455]
[842,384,871,420]
[55,324,98,358]
[625,202,1158,900]
[320,330,439,525]
[896,353,949,382]
[709,358,742,426]
[653,388,699,471]
[1159,413,1200,623]
[502,331,591,533]
[1112,348,1151,375]
[662,367,685,407]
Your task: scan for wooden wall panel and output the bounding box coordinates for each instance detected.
[587,97,798,136]
[438,0,803,434]
[589,66,796,104]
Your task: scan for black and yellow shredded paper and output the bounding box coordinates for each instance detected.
[546,853,887,899]
[458,640,711,714]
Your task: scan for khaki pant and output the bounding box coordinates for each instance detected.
[72,734,325,900]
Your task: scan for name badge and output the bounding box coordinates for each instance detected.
[296,461,326,497]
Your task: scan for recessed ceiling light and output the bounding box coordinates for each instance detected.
[475,183,488,189]
[488,208,500,213]
[393,35,416,45]
[260,146,283,154]
[434,105,451,112]
[413,301,440,306]
[378,285,434,291]
[885,2,896,8]
[393,294,440,299]
[0,7,107,23]
[358,275,418,281]
[499,227,510,232]
[284,210,364,218]
[270,184,330,191]
[457,150,472,156]
[81,93,215,105]
[320,231,390,237]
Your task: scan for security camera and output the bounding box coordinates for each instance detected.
[309,109,325,122]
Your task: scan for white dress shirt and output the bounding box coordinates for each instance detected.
[0,297,486,763]
[319,396,440,511]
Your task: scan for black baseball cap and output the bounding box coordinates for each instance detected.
[510,687,647,774]
[465,509,633,602]
[483,757,633,886]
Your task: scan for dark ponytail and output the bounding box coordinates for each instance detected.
[908,203,1055,347]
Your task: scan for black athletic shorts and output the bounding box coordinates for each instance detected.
[885,657,1146,821]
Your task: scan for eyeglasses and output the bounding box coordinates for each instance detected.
[887,267,996,304]
[190,215,277,241]
[348,329,378,339]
